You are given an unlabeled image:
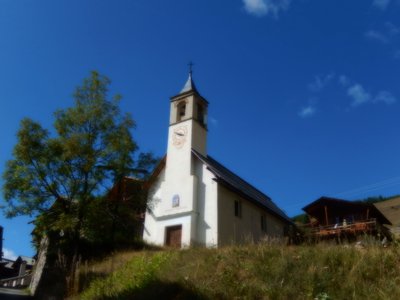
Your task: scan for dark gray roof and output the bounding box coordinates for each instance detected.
[180,72,198,94]
[192,149,292,224]
[18,256,35,265]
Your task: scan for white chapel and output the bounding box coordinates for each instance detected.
[143,72,292,247]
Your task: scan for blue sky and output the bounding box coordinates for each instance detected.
[1,0,399,258]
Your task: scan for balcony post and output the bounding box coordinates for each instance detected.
[324,205,329,226]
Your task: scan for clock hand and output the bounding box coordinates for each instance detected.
[176,132,184,136]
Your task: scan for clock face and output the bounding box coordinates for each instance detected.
[172,125,187,148]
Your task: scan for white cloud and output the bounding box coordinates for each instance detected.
[305,73,397,110]
[365,23,399,48]
[243,0,291,18]
[339,75,350,87]
[3,248,17,260]
[385,22,400,35]
[347,84,371,106]
[346,82,397,107]
[374,90,397,104]
[243,0,268,16]
[308,73,335,92]
[365,30,389,43]
[372,0,391,10]
[298,106,316,118]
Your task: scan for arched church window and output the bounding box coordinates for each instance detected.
[177,102,186,121]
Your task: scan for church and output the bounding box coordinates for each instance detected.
[143,72,292,247]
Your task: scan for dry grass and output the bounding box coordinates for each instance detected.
[82,250,142,275]
[77,243,400,300]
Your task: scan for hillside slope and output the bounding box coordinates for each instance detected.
[76,243,400,300]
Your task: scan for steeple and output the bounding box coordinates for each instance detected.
[180,72,198,94]
[178,62,199,95]
[170,69,209,129]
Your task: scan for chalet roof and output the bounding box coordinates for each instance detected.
[0,260,14,269]
[19,256,35,266]
[108,177,143,202]
[303,196,368,212]
[14,256,35,267]
[192,149,293,224]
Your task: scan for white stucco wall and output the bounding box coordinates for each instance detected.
[143,155,218,248]
[217,185,286,246]
[193,158,218,247]
[142,166,196,247]
[143,157,287,248]
[143,168,165,245]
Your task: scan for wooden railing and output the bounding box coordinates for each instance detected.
[0,273,32,288]
[309,219,378,237]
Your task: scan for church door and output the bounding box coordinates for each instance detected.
[165,225,182,247]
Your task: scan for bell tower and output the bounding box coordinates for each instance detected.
[143,68,214,248]
[156,69,209,247]
[167,70,208,160]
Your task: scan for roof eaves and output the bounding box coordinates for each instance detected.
[144,155,166,190]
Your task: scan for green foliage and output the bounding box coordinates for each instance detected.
[360,195,400,204]
[78,244,400,300]
[292,213,309,224]
[81,252,172,300]
[83,194,143,248]
[2,71,157,252]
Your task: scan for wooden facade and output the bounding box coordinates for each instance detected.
[302,197,391,240]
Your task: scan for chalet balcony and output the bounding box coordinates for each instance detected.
[301,197,392,241]
[308,219,378,238]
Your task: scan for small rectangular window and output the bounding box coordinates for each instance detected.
[261,215,267,232]
[197,104,204,124]
[234,200,242,218]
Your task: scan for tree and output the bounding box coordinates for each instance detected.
[2,71,157,293]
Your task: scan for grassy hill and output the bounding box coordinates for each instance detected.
[73,242,400,300]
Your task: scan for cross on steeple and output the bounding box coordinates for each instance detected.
[188,61,194,75]
[179,62,200,94]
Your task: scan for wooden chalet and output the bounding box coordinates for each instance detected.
[105,176,148,239]
[0,256,35,287]
[302,197,392,240]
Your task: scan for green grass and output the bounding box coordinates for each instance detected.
[77,243,400,300]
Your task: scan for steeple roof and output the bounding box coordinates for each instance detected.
[171,69,208,103]
[180,72,198,94]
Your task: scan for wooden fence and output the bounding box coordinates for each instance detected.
[0,273,32,288]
